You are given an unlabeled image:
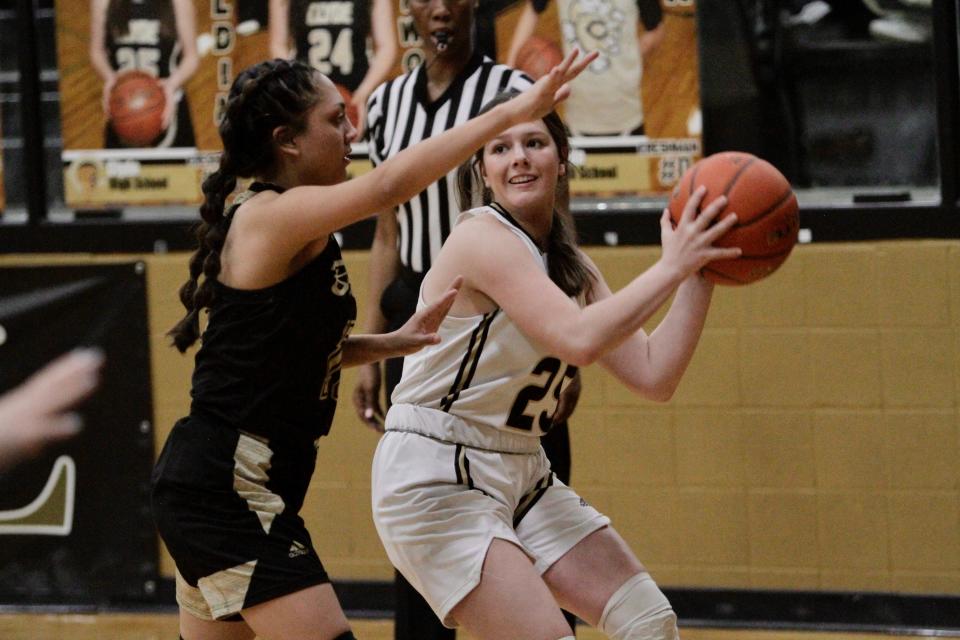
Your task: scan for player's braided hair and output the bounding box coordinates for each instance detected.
[168,59,322,352]
[456,90,594,299]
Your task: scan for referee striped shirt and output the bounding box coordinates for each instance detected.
[366,53,533,275]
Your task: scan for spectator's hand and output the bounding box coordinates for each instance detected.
[0,349,104,471]
[353,363,384,432]
[553,371,581,424]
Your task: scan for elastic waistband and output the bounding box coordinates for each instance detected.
[385,404,541,454]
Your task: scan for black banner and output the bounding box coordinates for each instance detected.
[0,263,156,603]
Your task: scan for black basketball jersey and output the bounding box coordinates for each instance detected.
[291,0,371,91]
[189,183,357,447]
[106,0,178,79]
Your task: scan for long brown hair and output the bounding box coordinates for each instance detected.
[456,90,594,299]
[168,59,323,352]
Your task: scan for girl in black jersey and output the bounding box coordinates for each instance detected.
[90,0,199,148]
[150,53,595,640]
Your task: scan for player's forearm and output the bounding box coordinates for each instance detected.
[372,106,513,209]
[342,333,403,367]
[643,274,713,385]
[553,260,685,366]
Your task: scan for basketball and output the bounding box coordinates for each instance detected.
[335,83,360,129]
[515,36,564,80]
[108,70,166,147]
[668,152,799,285]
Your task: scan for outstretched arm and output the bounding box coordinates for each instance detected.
[251,49,599,258]
[423,187,738,384]
[342,276,462,367]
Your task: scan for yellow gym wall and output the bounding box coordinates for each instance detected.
[5,239,959,595]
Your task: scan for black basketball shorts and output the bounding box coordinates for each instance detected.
[151,417,329,620]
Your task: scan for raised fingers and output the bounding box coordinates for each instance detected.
[694,193,728,228]
[562,49,598,83]
[678,185,706,225]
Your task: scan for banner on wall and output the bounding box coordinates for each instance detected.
[388,0,702,197]
[0,264,156,602]
[55,1,273,209]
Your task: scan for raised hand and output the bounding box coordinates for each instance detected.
[660,186,742,278]
[505,48,600,125]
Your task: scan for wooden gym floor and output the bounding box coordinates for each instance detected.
[0,613,943,640]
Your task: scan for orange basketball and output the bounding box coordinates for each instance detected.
[668,152,799,285]
[335,84,360,129]
[108,70,166,147]
[515,36,564,80]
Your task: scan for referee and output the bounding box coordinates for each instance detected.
[352,0,582,638]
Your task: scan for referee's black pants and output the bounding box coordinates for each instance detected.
[381,274,577,640]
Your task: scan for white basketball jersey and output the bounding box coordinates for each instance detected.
[560,0,643,134]
[390,205,579,438]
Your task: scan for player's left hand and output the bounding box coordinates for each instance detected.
[391,276,463,356]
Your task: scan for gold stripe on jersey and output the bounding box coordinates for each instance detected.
[439,310,499,412]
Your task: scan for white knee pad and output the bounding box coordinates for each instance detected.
[598,572,679,640]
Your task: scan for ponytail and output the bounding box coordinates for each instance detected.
[167,167,236,352]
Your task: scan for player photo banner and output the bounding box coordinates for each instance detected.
[501,0,702,197]
[54,0,259,209]
[0,263,156,603]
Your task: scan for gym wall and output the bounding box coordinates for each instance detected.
[109,239,960,595]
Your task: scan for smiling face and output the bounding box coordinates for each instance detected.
[409,0,474,62]
[480,119,565,220]
[289,75,358,185]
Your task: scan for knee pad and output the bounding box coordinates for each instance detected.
[598,572,678,640]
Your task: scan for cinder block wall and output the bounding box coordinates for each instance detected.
[67,240,960,594]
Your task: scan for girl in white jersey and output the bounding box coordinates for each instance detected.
[371,92,741,640]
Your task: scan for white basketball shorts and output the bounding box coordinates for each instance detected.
[371,404,610,628]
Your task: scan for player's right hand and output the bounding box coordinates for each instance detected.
[660,186,741,277]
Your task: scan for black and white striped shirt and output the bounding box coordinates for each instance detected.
[366,53,533,275]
